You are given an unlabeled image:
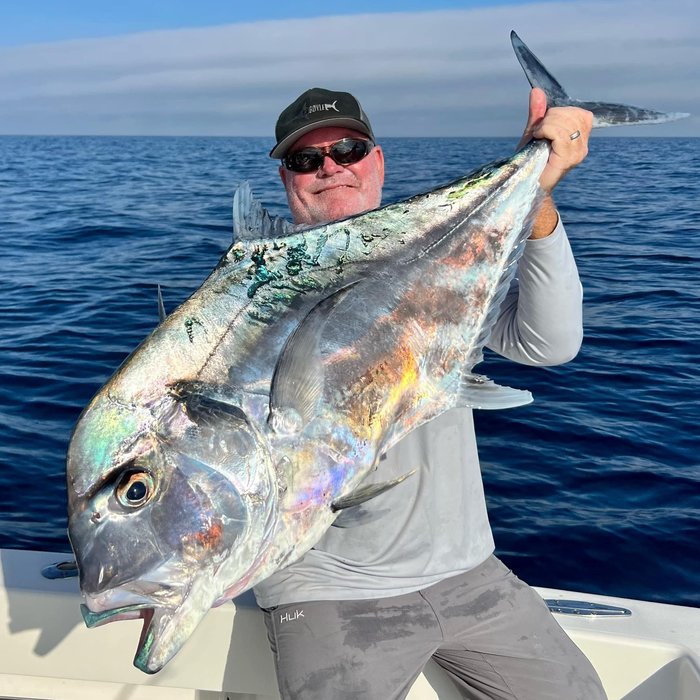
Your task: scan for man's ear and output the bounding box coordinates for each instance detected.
[373,145,385,187]
[279,163,288,187]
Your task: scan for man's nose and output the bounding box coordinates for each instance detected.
[317,154,344,176]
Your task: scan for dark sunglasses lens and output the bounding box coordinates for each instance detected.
[330,138,372,164]
[284,139,373,172]
[285,149,324,173]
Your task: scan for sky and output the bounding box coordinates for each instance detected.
[0,0,697,137]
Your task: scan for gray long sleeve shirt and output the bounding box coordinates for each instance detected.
[254,219,582,607]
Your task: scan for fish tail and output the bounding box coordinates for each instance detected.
[510,30,689,128]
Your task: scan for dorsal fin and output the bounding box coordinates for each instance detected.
[157,284,166,323]
[232,182,295,242]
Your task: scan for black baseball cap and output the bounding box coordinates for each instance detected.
[270,87,375,159]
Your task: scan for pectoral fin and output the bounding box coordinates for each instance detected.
[268,282,359,433]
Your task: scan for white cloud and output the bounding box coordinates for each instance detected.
[0,0,697,136]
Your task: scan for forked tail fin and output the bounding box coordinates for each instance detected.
[510,31,690,127]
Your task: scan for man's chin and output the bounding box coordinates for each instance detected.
[310,190,369,223]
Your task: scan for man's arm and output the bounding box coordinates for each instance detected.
[486,88,593,364]
[487,220,582,366]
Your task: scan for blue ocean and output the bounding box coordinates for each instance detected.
[1,135,698,607]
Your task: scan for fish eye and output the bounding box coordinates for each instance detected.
[115,470,155,509]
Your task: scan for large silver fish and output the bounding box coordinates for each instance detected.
[66,32,687,673]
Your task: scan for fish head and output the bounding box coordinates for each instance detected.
[67,382,277,672]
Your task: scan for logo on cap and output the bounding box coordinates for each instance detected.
[307,101,339,115]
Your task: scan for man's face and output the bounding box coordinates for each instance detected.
[279,126,384,226]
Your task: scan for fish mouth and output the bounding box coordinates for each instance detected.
[82,592,210,674]
[78,568,211,674]
[81,603,159,673]
[81,602,151,627]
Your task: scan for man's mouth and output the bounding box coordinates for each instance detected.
[315,183,354,193]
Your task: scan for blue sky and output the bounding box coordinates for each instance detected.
[0,0,552,47]
[0,0,697,136]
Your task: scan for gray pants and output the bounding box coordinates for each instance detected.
[262,555,607,700]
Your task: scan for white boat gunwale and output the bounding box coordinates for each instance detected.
[1,548,699,700]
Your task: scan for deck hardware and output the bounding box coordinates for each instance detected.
[545,599,631,616]
[41,559,79,579]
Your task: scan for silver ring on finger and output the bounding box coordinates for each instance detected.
[569,130,581,141]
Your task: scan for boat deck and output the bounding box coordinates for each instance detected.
[1,549,698,699]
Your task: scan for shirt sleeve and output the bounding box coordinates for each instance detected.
[486,216,583,366]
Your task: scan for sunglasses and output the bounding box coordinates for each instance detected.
[283,137,375,173]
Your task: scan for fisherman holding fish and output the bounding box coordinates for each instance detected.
[69,31,686,699]
[255,89,605,700]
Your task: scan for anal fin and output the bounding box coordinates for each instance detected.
[459,373,532,410]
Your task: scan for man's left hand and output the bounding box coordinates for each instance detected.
[518,87,593,238]
[518,87,593,193]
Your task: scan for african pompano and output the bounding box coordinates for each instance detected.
[66,32,687,673]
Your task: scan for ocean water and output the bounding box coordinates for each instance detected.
[1,135,698,607]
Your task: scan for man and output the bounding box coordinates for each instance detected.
[253,87,605,700]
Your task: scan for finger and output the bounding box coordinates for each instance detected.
[527,87,548,128]
[532,109,592,156]
[532,105,593,136]
[534,121,581,147]
[537,124,591,192]
[516,88,548,150]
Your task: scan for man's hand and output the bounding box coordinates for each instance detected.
[518,87,593,238]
